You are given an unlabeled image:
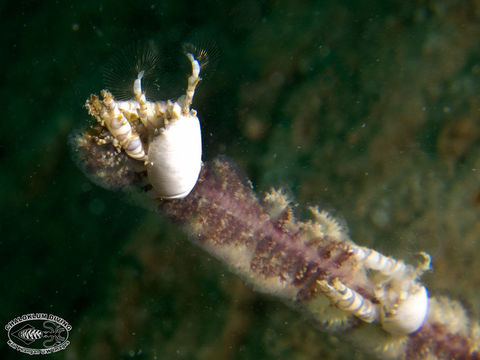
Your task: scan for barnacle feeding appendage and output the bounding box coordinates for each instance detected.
[85,50,203,199]
[73,45,480,359]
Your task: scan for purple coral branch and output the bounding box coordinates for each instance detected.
[72,122,480,359]
[159,159,480,360]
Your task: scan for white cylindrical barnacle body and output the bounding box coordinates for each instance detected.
[380,284,429,336]
[147,112,202,199]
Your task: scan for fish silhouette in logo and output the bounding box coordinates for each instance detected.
[12,324,42,345]
[11,321,67,347]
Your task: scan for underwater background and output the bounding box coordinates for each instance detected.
[2,0,480,359]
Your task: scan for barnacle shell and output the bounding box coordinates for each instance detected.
[381,285,428,335]
[147,112,202,199]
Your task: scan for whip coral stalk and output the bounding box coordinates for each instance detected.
[72,46,480,359]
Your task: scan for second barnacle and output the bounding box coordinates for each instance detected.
[321,245,431,336]
[85,48,204,200]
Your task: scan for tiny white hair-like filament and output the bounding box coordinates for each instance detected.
[317,278,378,323]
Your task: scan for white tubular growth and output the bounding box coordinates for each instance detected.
[317,278,378,323]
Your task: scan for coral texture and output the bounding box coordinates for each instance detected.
[73,120,480,358]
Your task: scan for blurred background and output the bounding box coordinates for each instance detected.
[2,0,480,359]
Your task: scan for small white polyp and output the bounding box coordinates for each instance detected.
[381,285,429,336]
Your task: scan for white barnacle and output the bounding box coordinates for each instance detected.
[86,45,205,199]
[374,253,431,335]
[346,244,430,335]
[147,110,202,199]
[379,283,429,336]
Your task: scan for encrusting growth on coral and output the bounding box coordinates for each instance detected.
[71,45,480,359]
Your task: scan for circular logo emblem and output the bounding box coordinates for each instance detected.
[5,313,71,355]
